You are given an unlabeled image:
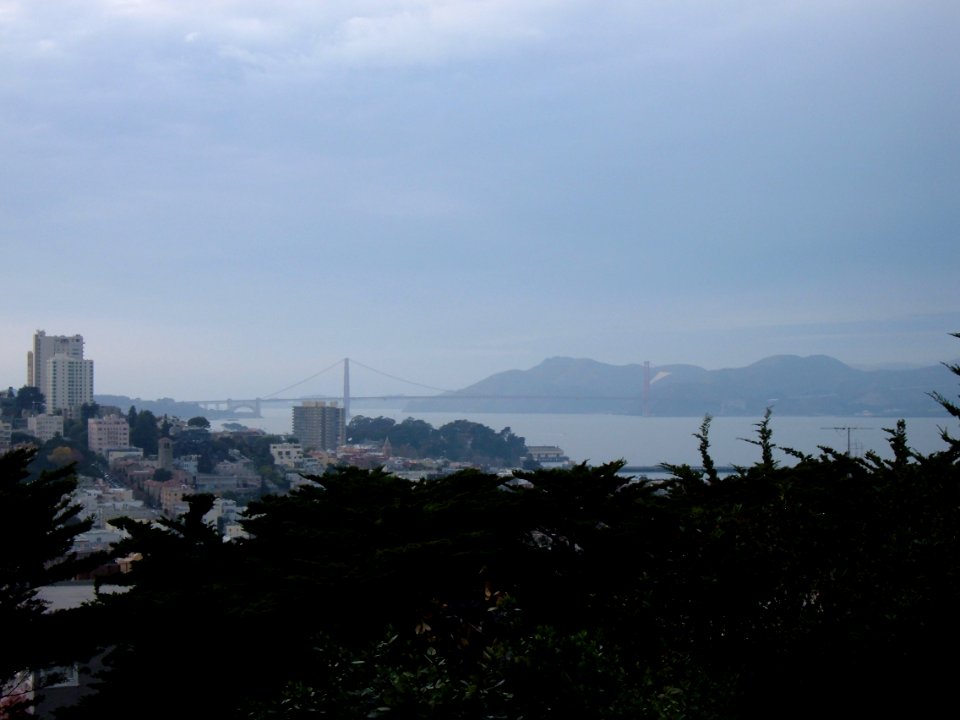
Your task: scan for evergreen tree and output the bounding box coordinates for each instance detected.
[930,331,960,451]
[129,409,159,455]
[14,386,45,416]
[0,449,94,713]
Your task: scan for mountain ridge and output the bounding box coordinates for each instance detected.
[405,354,957,417]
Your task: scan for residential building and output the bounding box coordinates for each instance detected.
[27,330,93,413]
[292,401,343,452]
[28,331,94,414]
[28,331,83,391]
[270,442,304,468]
[27,414,64,443]
[46,354,94,414]
[526,445,572,468]
[88,416,130,455]
[0,421,11,454]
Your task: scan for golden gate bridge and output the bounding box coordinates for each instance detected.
[188,357,655,418]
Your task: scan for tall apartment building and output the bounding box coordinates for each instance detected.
[88,415,131,455]
[27,330,94,414]
[46,353,94,414]
[292,401,344,451]
[29,331,83,388]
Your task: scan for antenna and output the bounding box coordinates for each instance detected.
[821,426,872,456]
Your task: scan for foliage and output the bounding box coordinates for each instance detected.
[348,415,528,466]
[170,425,212,463]
[0,387,14,420]
[187,415,211,428]
[15,386,45,416]
[243,624,726,720]
[62,494,242,716]
[0,386,47,425]
[46,446,81,468]
[79,402,100,424]
[152,468,172,482]
[175,427,269,463]
[929,332,960,450]
[20,436,99,480]
[128,408,159,455]
[173,428,283,491]
[0,449,96,711]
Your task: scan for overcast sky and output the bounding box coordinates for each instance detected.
[2,0,958,400]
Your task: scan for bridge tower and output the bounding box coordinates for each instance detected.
[341,357,350,446]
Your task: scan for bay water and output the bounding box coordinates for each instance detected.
[216,404,956,468]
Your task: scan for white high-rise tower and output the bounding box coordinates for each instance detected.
[28,330,94,414]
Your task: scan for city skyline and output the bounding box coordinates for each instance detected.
[2,2,958,399]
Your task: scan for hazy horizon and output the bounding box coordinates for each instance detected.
[85,335,960,402]
[3,1,958,399]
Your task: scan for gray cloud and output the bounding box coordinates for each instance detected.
[1,1,958,397]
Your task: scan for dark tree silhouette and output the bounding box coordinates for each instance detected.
[0,449,95,714]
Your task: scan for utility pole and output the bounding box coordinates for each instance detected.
[821,426,872,456]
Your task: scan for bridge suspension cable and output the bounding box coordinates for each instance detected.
[348,358,454,394]
[263,359,344,399]
[263,357,454,400]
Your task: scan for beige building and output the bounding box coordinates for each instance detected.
[270,442,304,468]
[27,414,64,443]
[88,415,131,455]
[46,354,94,414]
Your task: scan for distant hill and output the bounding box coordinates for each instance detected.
[405,355,958,417]
[94,395,215,419]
